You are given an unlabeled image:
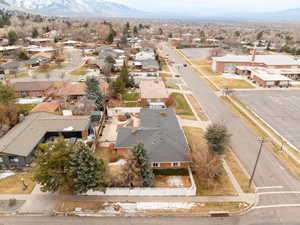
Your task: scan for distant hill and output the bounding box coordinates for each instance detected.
[6,0,145,18]
[0,0,39,15]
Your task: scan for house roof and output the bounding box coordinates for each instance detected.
[0,112,90,157]
[31,52,52,59]
[10,82,53,92]
[0,61,23,70]
[56,82,86,97]
[116,108,188,162]
[141,59,159,70]
[31,101,60,114]
[213,54,300,66]
[140,80,169,99]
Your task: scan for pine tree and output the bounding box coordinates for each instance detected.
[132,143,155,187]
[69,142,106,194]
[106,32,114,44]
[8,30,18,45]
[85,77,104,111]
[109,76,125,98]
[120,63,129,87]
[204,123,231,155]
[33,138,73,193]
[32,28,39,38]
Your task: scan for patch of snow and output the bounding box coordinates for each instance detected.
[167,176,184,187]
[0,171,15,179]
[221,74,244,79]
[109,159,126,167]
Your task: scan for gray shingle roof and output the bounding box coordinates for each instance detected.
[116,108,188,162]
[0,112,90,157]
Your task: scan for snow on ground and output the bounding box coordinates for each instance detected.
[99,202,197,214]
[109,159,126,167]
[0,171,15,179]
[167,176,184,187]
[221,74,245,79]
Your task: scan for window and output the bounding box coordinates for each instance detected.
[0,157,3,163]
[9,156,19,163]
[172,162,180,167]
[152,162,160,167]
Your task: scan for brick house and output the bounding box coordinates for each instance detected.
[9,81,54,97]
[115,108,190,169]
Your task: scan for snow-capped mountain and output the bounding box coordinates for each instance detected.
[6,0,144,18]
[0,0,39,14]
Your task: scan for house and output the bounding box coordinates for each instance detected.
[56,82,86,100]
[9,81,54,97]
[135,50,155,61]
[139,80,169,108]
[31,101,61,114]
[141,59,160,72]
[212,53,300,73]
[27,38,53,46]
[115,108,189,169]
[0,112,92,168]
[0,61,26,75]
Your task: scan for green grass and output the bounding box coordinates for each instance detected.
[69,65,88,76]
[171,93,195,118]
[123,101,138,107]
[33,64,65,75]
[165,83,180,89]
[122,92,139,101]
[5,72,29,79]
[19,104,37,113]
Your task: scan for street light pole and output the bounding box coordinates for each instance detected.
[249,137,265,188]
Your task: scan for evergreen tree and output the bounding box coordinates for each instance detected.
[18,51,29,60]
[33,138,73,193]
[132,143,155,187]
[69,142,106,194]
[110,76,125,97]
[32,28,39,38]
[133,26,138,36]
[0,84,16,104]
[85,77,104,111]
[204,123,231,155]
[120,63,129,87]
[106,32,114,44]
[8,30,18,45]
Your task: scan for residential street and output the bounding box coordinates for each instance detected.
[160,44,300,223]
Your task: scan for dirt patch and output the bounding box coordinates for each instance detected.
[154,176,191,188]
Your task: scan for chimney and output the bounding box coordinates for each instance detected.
[251,48,257,63]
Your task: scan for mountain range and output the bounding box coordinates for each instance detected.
[1,0,300,21]
[3,0,145,18]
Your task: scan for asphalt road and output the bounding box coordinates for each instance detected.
[235,90,300,150]
[10,48,84,82]
[160,44,300,224]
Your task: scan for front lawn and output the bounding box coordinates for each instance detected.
[69,65,88,76]
[19,104,37,113]
[211,78,256,89]
[0,173,36,194]
[122,92,140,101]
[199,66,220,76]
[190,59,211,66]
[171,93,195,120]
[5,72,29,79]
[33,63,65,74]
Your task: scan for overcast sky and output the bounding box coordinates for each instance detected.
[111,0,300,15]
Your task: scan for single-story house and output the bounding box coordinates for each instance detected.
[0,61,26,75]
[9,81,54,97]
[141,59,160,72]
[115,108,189,169]
[31,101,61,114]
[139,80,169,108]
[250,69,291,88]
[0,112,92,167]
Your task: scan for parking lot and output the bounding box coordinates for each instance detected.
[235,90,300,150]
[181,48,213,59]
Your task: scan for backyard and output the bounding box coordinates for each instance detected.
[69,65,89,76]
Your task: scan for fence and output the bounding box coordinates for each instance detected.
[85,167,197,196]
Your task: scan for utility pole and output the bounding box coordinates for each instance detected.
[249,137,266,188]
